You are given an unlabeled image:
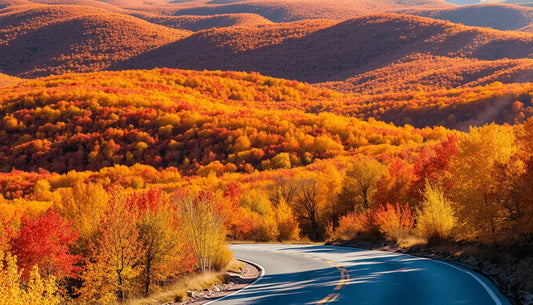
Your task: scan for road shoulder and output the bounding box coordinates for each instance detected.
[178,260,261,305]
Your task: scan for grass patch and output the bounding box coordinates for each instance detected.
[127,259,244,305]
[225,259,244,273]
[397,235,427,249]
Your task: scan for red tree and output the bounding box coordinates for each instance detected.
[412,135,458,200]
[11,209,80,279]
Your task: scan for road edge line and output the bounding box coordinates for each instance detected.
[324,244,506,305]
[432,259,503,305]
[203,258,265,305]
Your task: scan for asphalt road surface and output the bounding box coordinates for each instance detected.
[209,244,510,305]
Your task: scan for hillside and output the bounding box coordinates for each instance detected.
[342,82,533,130]
[11,0,128,12]
[406,3,533,31]
[115,14,533,84]
[170,0,453,22]
[0,68,530,176]
[320,54,533,94]
[3,6,532,87]
[0,69,440,173]
[0,4,189,77]
[132,12,273,31]
[0,0,31,8]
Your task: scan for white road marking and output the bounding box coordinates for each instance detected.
[433,260,503,305]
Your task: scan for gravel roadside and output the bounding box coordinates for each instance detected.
[177,260,261,305]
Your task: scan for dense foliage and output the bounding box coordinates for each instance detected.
[0,69,443,174]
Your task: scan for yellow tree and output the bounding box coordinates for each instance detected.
[78,189,143,304]
[178,192,231,273]
[274,198,300,241]
[490,118,533,239]
[318,164,344,224]
[267,176,298,207]
[132,189,194,296]
[449,124,518,243]
[416,181,457,240]
[54,182,108,246]
[344,159,386,210]
[0,251,61,305]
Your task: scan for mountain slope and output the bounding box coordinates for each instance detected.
[14,0,128,12]
[406,4,533,31]
[0,69,438,173]
[132,12,273,31]
[0,4,189,77]
[170,0,453,22]
[0,68,529,176]
[320,54,533,94]
[115,14,533,84]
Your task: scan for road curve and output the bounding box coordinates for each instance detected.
[211,244,510,305]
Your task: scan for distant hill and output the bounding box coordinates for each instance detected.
[114,14,533,85]
[2,3,532,94]
[320,54,533,94]
[406,4,533,31]
[132,12,273,31]
[445,0,533,5]
[1,0,128,12]
[169,0,453,22]
[0,0,31,9]
[0,4,189,77]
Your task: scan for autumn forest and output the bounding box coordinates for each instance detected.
[0,0,532,304]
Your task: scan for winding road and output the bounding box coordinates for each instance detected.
[210,244,510,305]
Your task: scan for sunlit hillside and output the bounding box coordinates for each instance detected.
[132,12,273,31]
[0,69,444,173]
[0,0,130,13]
[116,14,533,85]
[0,4,189,77]
[0,72,20,86]
[320,54,533,93]
[169,0,453,22]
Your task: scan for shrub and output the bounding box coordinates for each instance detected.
[375,203,414,242]
[417,182,457,241]
[332,210,377,241]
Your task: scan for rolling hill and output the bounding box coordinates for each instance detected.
[114,14,533,85]
[0,0,128,12]
[0,4,189,77]
[132,12,273,31]
[2,6,532,92]
[0,68,530,175]
[169,0,454,22]
[0,69,438,173]
[406,3,533,31]
[320,54,533,94]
